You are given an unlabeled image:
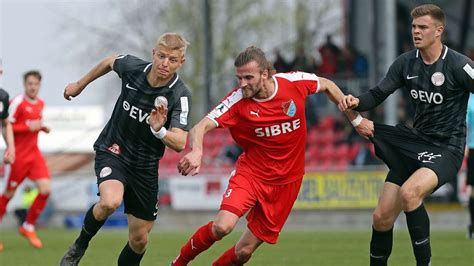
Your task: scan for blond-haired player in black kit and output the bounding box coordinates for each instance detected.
[60,33,192,266]
[339,4,474,266]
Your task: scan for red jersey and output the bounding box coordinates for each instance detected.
[207,72,320,184]
[9,95,45,158]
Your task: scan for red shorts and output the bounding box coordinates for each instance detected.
[6,154,50,191]
[220,170,302,244]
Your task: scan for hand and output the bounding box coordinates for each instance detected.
[338,94,360,112]
[177,151,202,176]
[3,147,15,164]
[354,118,374,139]
[149,104,168,132]
[41,126,51,134]
[26,120,42,131]
[64,82,84,101]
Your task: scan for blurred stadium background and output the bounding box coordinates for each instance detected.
[1,0,473,265]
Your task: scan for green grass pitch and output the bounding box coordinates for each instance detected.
[0,229,472,265]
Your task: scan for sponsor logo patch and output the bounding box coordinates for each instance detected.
[417,151,442,163]
[282,99,296,117]
[431,72,445,86]
[99,167,112,178]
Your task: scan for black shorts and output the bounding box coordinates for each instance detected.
[467,149,474,186]
[371,123,463,191]
[94,151,159,221]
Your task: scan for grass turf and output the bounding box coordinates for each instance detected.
[0,229,472,265]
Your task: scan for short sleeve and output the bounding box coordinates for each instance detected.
[453,57,474,93]
[169,90,192,131]
[206,89,243,128]
[113,55,146,78]
[274,72,320,96]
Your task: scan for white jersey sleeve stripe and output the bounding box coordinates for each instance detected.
[274,72,320,93]
[207,89,243,121]
[179,96,189,125]
[8,95,23,123]
[274,72,319,82]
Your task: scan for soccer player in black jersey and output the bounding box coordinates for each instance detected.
[339,4,474,266]
[0,65,15,252]
[60,33,192,266]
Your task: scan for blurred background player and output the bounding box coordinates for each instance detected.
[0,62,15,252]
[60,32,192,266]
[0,70,50,249]
[171,46,372,266]
[339,4,474,266]
[466,94,474,240]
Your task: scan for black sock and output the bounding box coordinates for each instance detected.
[118,242,145,266]
[74,204,106,249]
[469,197,474,225]
[370,226,393,266]
[405,204,431,266]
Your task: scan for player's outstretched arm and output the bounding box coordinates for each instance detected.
[64,54,117,101]
[318,78,374,138]
[2,118,15,164]
[177,117,217,176]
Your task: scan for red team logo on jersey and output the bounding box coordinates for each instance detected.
[281,99,296,117]
[107,143,121,155]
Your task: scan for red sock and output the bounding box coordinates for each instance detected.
[25,193,49,226]
[213,245,250,266]
[0,195,12,221]
[172,221,221,266]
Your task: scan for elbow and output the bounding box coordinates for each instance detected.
[171,140,187,153]
[173,145,186,153]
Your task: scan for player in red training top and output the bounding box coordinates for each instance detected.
[0,70,50,249]
[170,46,374,265]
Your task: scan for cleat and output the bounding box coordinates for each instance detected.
[468,225,473,240]
[60,243,86,266]
[19,226,43,249]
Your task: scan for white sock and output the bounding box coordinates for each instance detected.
[22,222,35,232]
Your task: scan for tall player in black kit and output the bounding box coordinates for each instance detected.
[60,33,192,266]
[339,4,474,266]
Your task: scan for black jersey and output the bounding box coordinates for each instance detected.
[0,88,9,120]
[356,46,474,154]
[94,55,192,168]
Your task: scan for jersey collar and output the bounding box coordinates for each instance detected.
[415,45,448,60]
[252,76,278,102]
[144,63,180,89]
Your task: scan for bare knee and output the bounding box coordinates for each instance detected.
[96,199,121,217]
[400,187,422,211]
[235,245,255,263]
[212,221,234,238]
[38,186,51,195]
[129,233,148,253]
[372,210,396,231]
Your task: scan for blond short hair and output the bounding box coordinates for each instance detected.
[156,33,190,54]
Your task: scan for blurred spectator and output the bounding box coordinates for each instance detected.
[468,49,474,61]
[291,45,316,73]
[351,46,369,78]
[352,143,382,167]
[273,49,291,73]
[317,34,340,76]
[220,144,242,163]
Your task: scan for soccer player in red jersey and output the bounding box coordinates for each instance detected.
[0,70,50,249]
[171,46,373,265]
